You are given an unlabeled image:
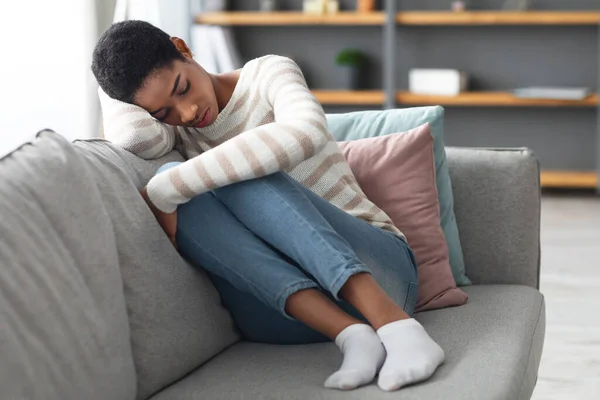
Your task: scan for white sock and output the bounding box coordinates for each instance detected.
[376,318,445,391]
[324,323,386,390]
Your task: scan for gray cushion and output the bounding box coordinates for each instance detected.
[72,138,241,400]
[150,285,545,400]
[0,131,136,400]
[446,148,541,289]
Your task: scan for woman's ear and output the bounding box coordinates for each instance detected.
[171,37,193,59]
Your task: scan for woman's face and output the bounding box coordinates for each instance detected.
[133,38,218,128]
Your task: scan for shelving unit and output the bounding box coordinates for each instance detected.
[195,4,600,191]
[396,91,599,107]
[196,11,386,25]
[540,171,598,189]
[396,11,600,25]
[311,90,385,105]
[196,11,600,26]
[312,90,598,107]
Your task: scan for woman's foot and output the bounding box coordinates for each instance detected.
[376,319,445,391]
[324,324,386,390]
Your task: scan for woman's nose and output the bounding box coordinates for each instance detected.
[180,103,198,124]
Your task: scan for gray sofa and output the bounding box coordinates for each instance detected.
[0,130,545,400]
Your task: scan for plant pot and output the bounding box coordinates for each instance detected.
[357,0,375,13]
[337,65,362,90]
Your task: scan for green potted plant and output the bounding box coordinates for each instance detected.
[335,49,366,90]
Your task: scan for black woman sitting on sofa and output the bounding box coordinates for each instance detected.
[91,20,444,392]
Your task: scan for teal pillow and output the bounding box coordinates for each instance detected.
[326,107,471,286]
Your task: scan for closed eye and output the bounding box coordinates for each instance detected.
[179,80,190,96]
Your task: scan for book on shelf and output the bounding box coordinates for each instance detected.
[512,87,590,100]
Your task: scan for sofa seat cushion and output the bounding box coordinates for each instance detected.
[150,285,545,400]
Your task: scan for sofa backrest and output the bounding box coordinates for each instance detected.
[71,136,241,400]
[0,131,241,400]
[0,131,136,400]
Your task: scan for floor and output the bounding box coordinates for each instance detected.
[531,194,600,400]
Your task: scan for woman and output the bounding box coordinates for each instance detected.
[92,20,444,392]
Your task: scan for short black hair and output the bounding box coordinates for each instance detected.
[91,20,185,103]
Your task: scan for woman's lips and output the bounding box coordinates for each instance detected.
[195,108,210,128]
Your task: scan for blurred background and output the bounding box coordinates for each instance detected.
[0,0,190,153]
[0,1,598,399]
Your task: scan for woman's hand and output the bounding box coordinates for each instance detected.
[140,187,178,248]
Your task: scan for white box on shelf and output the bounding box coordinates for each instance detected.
[409,69,468,96]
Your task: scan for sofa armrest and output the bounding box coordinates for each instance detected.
[446,147,541,289]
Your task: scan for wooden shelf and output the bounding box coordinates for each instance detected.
[196,12,385,26]
[196,11,600,26]
[312,90,385,105]
[541,171,598,188]
[311,90,599,106]
[396,91,599,107]
[396,11,600,25]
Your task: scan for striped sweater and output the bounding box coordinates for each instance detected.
[99,55,404,238]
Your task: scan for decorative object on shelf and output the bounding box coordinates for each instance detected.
[335,49,366,90]
[259,0,277,12]
[451,1,468,12]
[198,0,228,12]
[303,0,339,14]
[502,0,532,10]
[512,87,590,100]
[357,0,375,13]
[327,0,339,13]
[409,69,468,96]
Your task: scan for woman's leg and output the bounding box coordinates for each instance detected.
[151,162,387,390]
[175,189,364,335]
[211,172,419,320]
[157,163,362,343]
[212,172,444,391]
[176,192,386,390]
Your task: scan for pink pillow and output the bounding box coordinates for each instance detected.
[337,123,468,312]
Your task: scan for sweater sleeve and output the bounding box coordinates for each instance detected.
[146,56,329,213]
[98,87,176,159]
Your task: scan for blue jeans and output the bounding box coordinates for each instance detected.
[157,162,418,344]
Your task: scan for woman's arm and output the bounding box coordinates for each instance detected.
[147,56,329,213]
[98,87,176,159]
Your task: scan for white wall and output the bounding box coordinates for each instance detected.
[0,0,98,155]
[159,0,190,43]
[0,0,190,155]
